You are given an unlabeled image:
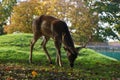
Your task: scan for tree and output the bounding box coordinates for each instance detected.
[84,0,120,41]
[4,0,40,33]
[64,0,98,46]
[4,0,99,47]
[0,0,16,35]
[4,0,70,33]
[4,0,64,33]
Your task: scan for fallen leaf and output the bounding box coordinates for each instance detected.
[6,77,13,80]
[32,71,38,77]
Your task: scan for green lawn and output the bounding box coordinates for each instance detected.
[0,33,120,79]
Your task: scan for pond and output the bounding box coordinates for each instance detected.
[99,51,120,60]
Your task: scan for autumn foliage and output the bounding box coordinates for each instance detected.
[4,0,39,33]
[4,0,98,45]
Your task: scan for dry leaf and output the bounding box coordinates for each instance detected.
[32,71,38,77]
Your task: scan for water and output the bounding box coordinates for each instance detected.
[100,52,120,60]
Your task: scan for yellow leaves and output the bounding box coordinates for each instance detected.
[42,1,47,6]
[4,0,98,36]
[32,71,38,77]
[5,0,40,33]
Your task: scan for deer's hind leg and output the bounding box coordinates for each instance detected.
[29,33,42,63]
[41,36,52,64]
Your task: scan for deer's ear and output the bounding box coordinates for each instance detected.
[63,46,68,51]
[75,46,84,52]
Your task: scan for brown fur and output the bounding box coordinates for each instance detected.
[29,15,78,67]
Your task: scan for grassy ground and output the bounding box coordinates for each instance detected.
[0,33,120,80]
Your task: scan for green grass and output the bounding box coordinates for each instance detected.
[0,33,120,79]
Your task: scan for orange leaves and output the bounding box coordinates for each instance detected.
[5,67,12,71]
[6,77,13,80]
[31,70,38,77]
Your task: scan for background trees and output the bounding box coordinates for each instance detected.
[1,0,120,45]
[66,0,98,46]
[4,0,63,33]
[0,0,16,35]
[84,0,120,41]
[4,0,40,33]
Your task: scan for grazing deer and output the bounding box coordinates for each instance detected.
[29,15,79,67]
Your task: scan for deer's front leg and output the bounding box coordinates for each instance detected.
[54,38,62,67]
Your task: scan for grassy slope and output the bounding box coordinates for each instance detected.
[0,33,120,79]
